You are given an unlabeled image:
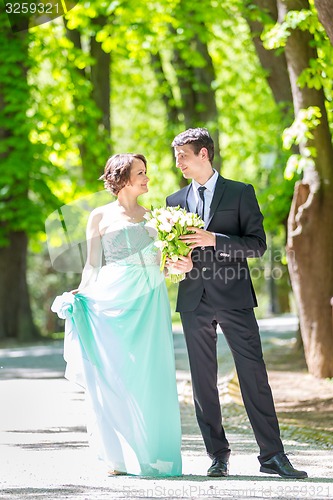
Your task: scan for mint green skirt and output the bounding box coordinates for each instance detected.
[52,262,182,476]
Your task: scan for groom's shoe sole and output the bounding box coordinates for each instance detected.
[260,466,307,479]
[207,470,228,477]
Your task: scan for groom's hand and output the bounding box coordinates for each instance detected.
[180,227,216,249]
[166,254,193,274]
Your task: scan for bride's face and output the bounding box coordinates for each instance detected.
[127,159,149,194]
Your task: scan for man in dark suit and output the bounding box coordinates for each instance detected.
[166,128,307,479]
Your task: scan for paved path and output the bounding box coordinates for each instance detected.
[0,318,332,499]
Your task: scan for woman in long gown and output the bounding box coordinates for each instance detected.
[51,153,182,477]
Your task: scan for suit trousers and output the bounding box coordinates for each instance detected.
[180,291,284,463]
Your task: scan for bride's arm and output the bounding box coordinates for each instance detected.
[76,210,103,291]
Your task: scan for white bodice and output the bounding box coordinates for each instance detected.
[101,221,159,267]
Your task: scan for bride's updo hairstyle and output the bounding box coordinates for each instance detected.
[99,153,147,196]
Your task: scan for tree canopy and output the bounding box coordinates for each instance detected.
[1,0,332,376]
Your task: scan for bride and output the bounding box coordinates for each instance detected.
[51,153,182,476]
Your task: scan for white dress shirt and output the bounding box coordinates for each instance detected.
[187,169,219,224]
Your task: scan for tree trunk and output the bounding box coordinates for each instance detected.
[0,231,39,341]
[63,24,91,176]
[90,17,111,136]
[0,22,39,341]
[89,28,111,181]
[245,1,295,317]
[278,0,333,377]
[172,28,222,172]
[314,0,333,46]
[245,0,293,114]
[150,51,180,133]
[64,18,111,185]
[150,50,187,187]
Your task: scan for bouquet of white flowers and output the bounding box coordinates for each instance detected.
[144,206,204,283]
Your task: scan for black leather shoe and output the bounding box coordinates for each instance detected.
[260,453,308,479]
[207,457,229,477]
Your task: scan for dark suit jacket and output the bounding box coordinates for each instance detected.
[166,175,267,312]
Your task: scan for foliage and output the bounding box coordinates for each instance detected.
[29,20,109,194]
[210,14,281,179]
[58,1,289,326]
[283,106,321,179]
[0,15,91,248]
[261,1,333,181]
[7,0,333,334]
[0,14,40,244]
[263,3,333,99]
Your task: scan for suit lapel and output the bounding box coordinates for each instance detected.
[185,184,192,211]
[206,175,227,229]
[174,184,191,211]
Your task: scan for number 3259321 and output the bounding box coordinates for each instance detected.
[5,3,59,14]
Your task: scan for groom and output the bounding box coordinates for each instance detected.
[166,128,307,479]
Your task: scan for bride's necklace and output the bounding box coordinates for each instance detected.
[122,208,143,222]
[115,201,143,222]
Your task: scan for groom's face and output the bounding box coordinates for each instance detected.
[174,144,204,181]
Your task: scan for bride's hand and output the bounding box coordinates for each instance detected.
[166,254,193,274]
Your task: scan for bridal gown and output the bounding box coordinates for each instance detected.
[51,221,182,476]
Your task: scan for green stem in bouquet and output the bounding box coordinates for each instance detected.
[169,272,186,283]
[160,252,167,273]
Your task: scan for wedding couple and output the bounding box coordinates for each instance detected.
[52,128,307,479]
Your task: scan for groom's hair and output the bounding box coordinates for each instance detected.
[171,128,214,164]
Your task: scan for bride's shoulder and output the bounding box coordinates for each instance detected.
[87,202,116,229]
[90,201,116,218]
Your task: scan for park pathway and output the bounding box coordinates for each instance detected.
[0,318,332,499]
